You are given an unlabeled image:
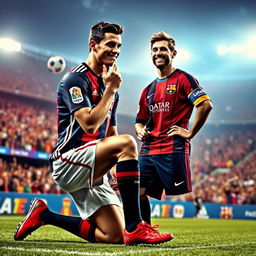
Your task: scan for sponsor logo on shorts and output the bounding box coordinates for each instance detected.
[174,181,185,186]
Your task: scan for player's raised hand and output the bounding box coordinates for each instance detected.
[102,63,122,93]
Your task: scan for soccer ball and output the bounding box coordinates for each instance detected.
[47,56,66,74]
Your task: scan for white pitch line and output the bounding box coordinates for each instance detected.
[1,242,256,255]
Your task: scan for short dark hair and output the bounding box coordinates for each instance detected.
[89,21,124,43]
[150,31,176,51]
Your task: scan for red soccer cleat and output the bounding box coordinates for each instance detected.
[14,198,48,241]
[123,221,174,245]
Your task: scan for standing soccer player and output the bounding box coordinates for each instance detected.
[14,22,173,245]
[135,31,213,224]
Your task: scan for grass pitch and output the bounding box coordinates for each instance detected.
[0,216,256,256]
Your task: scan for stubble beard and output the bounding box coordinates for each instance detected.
[153,56,170,70]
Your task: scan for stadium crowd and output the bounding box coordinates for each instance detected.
[0,157,61,194]
[0,51,255,204]
[0,95,57,153]
[191,126,256,183]
[184,150,256,205]
[0,51,60,100]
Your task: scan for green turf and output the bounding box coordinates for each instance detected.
[0,216,255,256]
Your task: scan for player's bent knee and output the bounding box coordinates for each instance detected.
[120,134,137,153]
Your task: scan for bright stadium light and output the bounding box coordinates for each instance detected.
[246,34,256,59]
[0,38,22,52]
[217,44,244,55]
[175,48,191,64]
[217,32,256,59]
[217,45,228,55]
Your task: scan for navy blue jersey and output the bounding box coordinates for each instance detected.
[50,62,119,160]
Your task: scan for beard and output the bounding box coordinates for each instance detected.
[153,55,170,69]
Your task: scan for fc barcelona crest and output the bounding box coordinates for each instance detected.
[166,84,176,95]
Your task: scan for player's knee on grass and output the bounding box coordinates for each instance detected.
[108,234,124,244]
[104,230,123,244]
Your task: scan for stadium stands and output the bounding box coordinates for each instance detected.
[0,50,255,204]
[0,156,61,194]
[0,51,61,101]
[0,93,57,152]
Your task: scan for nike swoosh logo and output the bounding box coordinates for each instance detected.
[147,93,154,99]
[174,181,185,186]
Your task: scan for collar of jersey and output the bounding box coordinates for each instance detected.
[82,62,100,78]
[156,68,177,82]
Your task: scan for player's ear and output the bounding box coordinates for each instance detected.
[150,49,154,59]
[172,49,177,58]
[89,40,97,52]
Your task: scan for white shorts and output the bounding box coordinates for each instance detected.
[69,176,121,219]
[51,140,121,219]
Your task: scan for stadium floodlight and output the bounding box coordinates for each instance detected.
[246,34,256,59]
[217,33,256,59]
[175,48,191,64]
[217,45,228,55]
[0,38,22,53]
[217,44,244,55]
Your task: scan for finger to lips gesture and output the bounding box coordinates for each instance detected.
[102,63,122,92]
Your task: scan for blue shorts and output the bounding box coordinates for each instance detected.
[139,154,192,199]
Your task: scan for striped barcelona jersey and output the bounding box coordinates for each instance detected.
[50,62,119,160]
[136,69,210,156]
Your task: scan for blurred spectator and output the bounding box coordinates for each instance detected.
[193,188,203,218]
[223,175,242,205]
[242,186,256,204]
[0,177,5,191]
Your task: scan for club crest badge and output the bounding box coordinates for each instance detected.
[69,87,84,104]
[166,84,176,95]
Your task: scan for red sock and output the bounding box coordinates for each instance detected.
[79,219,96,242]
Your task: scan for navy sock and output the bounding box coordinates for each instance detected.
[116,159,142,232]
[40,209,95,241]
[140,194,151,224]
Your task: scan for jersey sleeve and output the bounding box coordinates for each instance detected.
[110,93,119,126]
[182,73,211,107]
[59,73,92,114]
[135,87,150,125]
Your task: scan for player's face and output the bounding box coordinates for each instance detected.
[151,40,176,69]
[95,33,122,66]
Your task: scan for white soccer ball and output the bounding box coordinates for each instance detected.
[47,56,66,74]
